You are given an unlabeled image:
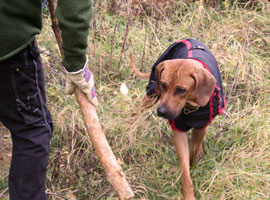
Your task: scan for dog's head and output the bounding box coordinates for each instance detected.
[155,59,216,120]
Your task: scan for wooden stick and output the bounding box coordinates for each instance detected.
[47,1,134,199]
[48,0,64,58]
[74,90,134,200]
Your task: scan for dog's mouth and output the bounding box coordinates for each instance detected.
[157,106,182,120]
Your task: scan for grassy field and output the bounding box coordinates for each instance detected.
[0,0,270,199]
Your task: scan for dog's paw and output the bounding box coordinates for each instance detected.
[196,151,204,163]
[190,148,205,167]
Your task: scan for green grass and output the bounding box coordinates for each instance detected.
[1,0,270,199]
[43,1,270,199]
[0,177,8,199]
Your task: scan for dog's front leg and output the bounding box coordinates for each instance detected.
[174,130,196,200]
[189,127,207,167]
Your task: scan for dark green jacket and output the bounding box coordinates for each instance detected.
[0,0,92,72]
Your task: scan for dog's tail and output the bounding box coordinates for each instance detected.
[129,51,151,79]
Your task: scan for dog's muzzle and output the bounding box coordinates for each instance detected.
[157,106,182,120]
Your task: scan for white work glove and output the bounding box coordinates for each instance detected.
[65,57,98,106]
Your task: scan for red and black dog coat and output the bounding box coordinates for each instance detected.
[147,39,225,132]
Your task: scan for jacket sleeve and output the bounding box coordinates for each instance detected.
[56,0,93,72]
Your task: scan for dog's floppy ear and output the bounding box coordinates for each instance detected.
[155,62,166,96]
[191,68,216,107]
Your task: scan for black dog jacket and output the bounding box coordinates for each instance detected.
[147,39,225,132]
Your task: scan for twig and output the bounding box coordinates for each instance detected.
[46,191,66,200]
[129,95,158,124]
[109,21,119,73]
[48,0,64,58]
[98,0,104,87]
[226,63,239,105]
[0,188,8,198]
[138,1,161,51]
[118,3,133,72]
[141,24,148,69]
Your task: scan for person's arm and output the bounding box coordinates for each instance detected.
[56,0,98,106]
[56,0,92,72]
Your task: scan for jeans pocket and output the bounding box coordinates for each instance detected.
[12,64,43,126]
[16,93,43,125]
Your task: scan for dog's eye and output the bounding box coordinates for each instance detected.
[175,87,187,95]
[160,82,167,91]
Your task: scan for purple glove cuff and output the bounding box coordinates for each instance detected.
[83,67,92,83]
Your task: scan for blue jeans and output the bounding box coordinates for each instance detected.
[0,40,53,200]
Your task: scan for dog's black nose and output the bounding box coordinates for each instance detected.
[157,106,174,119]
[157,106,181,120]
[157,106,167,117]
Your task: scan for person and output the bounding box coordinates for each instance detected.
[0,0,97,199]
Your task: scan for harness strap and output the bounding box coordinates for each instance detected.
[178,40,193,58]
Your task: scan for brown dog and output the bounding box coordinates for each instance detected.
[129,39,225,199]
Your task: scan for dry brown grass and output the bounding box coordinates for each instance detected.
[1,0,270,199]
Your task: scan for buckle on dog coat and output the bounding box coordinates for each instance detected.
[183,103,200,115]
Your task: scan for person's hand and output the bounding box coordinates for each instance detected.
[65,58,98,106]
